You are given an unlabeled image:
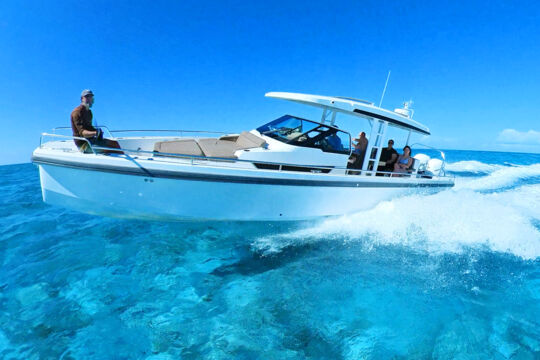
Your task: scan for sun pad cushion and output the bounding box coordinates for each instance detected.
[154,139,204,156]
[235,131,266,149]
[197,138,238,158]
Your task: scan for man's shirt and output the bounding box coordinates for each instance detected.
[70,104,95,147]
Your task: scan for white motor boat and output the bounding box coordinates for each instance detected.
[32,92,454,221]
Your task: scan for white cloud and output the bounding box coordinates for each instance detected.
[496,129,540,145]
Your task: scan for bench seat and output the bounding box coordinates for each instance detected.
[153,131,267,159]
[154,139,204,156]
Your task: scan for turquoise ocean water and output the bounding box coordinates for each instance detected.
[1,150,539,359]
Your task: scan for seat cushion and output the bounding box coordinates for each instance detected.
[197,138,238,158]
[154,139,204,156]
[219,134,240,142]
[235,131,267,149]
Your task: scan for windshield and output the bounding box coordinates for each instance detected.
[256,115,351,154]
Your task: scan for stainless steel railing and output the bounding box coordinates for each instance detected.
[40,133,97,155]
[52,126,115,139]
[38,132,453,179]
[40,132,343,171]
[109,129,228,137]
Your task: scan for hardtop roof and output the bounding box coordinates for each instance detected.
[265,92,430,136]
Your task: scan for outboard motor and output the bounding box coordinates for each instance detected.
[412,153,430,173]
[426,158,443,176]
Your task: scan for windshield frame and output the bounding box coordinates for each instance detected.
[256,115,352,155]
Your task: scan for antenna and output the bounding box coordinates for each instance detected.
[404,99,413,109]
[378,70,391,108]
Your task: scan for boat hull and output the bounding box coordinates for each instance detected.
[36,160,450,221]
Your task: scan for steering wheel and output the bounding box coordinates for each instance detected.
[281,128,295,136]
[262,128,278,135]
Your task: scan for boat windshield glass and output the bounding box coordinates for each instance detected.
[256,115,351,154]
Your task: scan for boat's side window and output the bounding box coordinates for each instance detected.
[321,130,351,154]
[257,115,351,154]
[314,130,351,154]
[294,127,351,154]
[257,115,318,142]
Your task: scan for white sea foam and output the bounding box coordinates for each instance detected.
[455,163,540,191]
[491,184,540,220]
[253,183,540,260]
[446,160,503,174]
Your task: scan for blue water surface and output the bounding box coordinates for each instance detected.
[1,150,539,359]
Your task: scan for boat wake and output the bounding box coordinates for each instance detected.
[445,160,504,174]
[253,162,540,260]
[454,162,540,191]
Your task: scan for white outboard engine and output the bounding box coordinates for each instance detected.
[426,158,443,176]
[412,153,430,173]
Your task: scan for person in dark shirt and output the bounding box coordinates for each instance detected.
[70,89,122,154]
[378,139,398,173]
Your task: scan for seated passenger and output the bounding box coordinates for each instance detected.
[347,132,368,170]
[71,89,123,154]
[352,131,368,154]
[392,145,413,176]
[377,139,398,173]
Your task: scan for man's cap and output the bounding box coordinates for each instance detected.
[81,89,94,97]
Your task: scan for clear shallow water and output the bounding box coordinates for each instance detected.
[1,150,539,359]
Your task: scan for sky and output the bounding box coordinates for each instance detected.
[0,0,539,165]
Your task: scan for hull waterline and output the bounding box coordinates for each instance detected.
[36,160,451,221]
